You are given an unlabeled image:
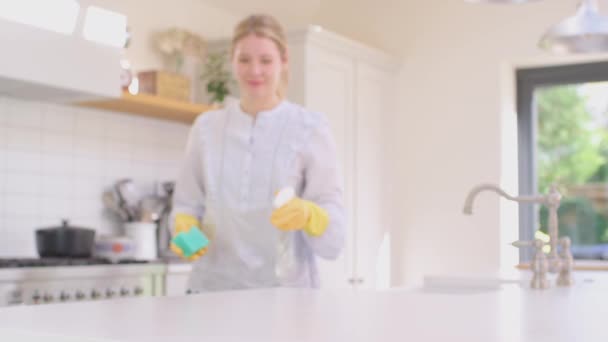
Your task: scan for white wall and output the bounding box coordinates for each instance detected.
[89,0,241,72]
[390,1,608,285]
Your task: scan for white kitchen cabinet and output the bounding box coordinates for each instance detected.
[288,27,399,289]
[208,26,399,289]
[0,9,121,102]
[352,62,395,290]
[164,263,192,296]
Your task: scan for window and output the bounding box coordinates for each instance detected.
[517,62,608,262]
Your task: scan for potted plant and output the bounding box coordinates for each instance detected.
[200,51,234,105]
[154,27,206,74]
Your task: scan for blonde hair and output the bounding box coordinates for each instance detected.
[232,14,289,98]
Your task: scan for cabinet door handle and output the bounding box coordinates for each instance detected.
[348,277,364,285]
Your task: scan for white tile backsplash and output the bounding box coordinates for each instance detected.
[157,164,180,182]
[41,154,74,175]
[104,141,132,160]
[4,150,41,173]
[43,106,75,133]
[163,121,191,148]
[0,166,4,193]
[73,157,104,177]
[103,160,134,181]
[131,161,160,183]
[156,146,182,164]
[0,125,6,148]
[72,176,104,198]
[6,101,42,129]
[132,117,164,146]
[0,97,6,124]
[72,198,104,220]
[75,109,105,138]
[6,127,41,151]
[4,172,41,195]
[40,175,73,197]
[1,217,39,257]
[0,96,190,256]
[40,196,73,221]
[0,189,4,217]
[104,112,135,142]
[131,145,153,163]
[42,132,74,154]
[4,194,41,217]
[73,136,105,157]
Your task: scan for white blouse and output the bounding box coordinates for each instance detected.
[172,100,345,291]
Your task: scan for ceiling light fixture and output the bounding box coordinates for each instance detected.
[469,0,608,54]
[539,0,608,53]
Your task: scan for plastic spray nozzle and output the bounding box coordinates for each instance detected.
[273,187,295,209]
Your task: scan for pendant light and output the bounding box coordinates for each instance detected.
[539,0,608,54]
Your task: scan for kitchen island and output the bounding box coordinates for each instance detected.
[0,273,606,342]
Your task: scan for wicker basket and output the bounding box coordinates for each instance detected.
[137,70,191,102]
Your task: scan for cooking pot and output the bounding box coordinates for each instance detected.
[35,219,96,258]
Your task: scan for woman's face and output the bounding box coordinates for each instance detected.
[232,33,286,101]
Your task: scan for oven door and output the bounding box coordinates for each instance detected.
[0,283,23,307]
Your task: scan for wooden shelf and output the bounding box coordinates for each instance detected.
[75,92,217,123]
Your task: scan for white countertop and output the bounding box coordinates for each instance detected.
[0,273,607,342]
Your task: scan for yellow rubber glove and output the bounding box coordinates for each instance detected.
[174,213,201,234]
[171,213,208,261]
[270,198,329,237]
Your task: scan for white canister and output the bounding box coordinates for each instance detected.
[124,222,157,260]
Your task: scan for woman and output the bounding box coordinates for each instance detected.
[171,14,345,292]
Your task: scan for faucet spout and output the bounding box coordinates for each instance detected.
[463,183,520,215]
[463,183,546,215]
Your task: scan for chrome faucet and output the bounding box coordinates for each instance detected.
[463,183,573,289]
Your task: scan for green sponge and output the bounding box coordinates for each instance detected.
[172,226,209,257]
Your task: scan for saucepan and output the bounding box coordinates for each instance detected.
[35,219,96,258]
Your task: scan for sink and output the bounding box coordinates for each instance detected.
[417,275,522,295]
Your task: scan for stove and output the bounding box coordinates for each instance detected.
[0,258,149,268]
[0,258,166,307]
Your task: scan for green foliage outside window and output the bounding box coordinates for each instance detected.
[536,85,608,245]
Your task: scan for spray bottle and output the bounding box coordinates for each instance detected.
[273,187,298,285]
